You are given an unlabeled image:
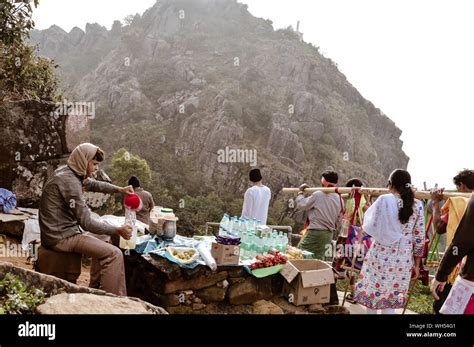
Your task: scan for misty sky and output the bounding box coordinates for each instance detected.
[33,0,474,189]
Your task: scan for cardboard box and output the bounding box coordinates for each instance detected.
[211,242,240,265]
[280,259,335,306]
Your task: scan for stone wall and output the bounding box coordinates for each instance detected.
[124,251,349,314]
[125,251,279,314]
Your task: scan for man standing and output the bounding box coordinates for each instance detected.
[430,169,474,313]
[39,143,134,296]
[296,170,344,305]
[127,176,155,225]
[241,169,271,225]
[296,170,343,259]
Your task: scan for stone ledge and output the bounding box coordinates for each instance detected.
[0,261,167,314]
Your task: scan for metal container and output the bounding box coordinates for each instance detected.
[162,220,177,240]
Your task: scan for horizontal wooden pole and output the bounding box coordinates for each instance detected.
[282,187,472,200]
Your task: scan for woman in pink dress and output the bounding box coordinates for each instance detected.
[353,169,425,314]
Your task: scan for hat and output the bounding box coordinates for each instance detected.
[128,176,140,188]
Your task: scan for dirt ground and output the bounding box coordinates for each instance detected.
[1,234,91,287]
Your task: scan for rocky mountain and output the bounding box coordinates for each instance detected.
[30,0,408,200]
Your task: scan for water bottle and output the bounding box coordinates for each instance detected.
[251,218,257,233]
[228,217,235,236]
[247,235,256,259]
[234,218,240,237]
[264,236,271,255]
[271,235,277,251]
[240,232,248,259]
[238,218,244,237]
[256,237,263,256]
[219,213,229,236]
[242,218,249,233]
[120,208,137,250]
[281,233,289,253]
[277,234,284,253]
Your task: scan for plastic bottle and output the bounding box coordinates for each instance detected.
[248,234,257,259]
[256,237,264,256]
[240,232,248,259]
[228,217,235,236]
[120,208,137,250]
[242,218,249,233]
[235,217,241,237]
[271,235,278,251]
[250,218,257,234]
[281,233,289,253]
[219,213,229,236]
[264,236,271,255]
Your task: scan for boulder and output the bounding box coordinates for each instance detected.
[217,266,244,278]
[182,96,200,115]
[166,305,194,315]
[324,305,350,315]
[192,303,206,311]
[149,292,181,307]
[36,293,167,314]
[228,277,245,285]
[0,262,168,314]
[181,265,206,279]
[252,300,284,314]
[227,277,272,305]
[272,297,309,315]
[142,253,182,281]
[195,285,227,303]
[308,303,326,314]
[0,100,90,207]
[159,271,228,294]
[0,220,25,238]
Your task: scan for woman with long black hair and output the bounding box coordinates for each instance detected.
[353,169,425,314]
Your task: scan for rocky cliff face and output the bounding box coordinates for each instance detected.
[0,100,90,206]
[30,0,409,197]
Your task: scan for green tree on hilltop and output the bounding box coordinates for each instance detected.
[0,0,60,101]
[110,148,152,187]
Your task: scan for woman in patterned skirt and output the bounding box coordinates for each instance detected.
[353,169,425,314]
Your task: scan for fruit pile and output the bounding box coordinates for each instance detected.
[250,252,288,270]
[172,249,196,261]
[167,246,198,264]
[285,246,304,260]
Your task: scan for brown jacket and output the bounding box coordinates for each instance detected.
[436,193,474,282]
[135,188,154,225]
[39,165,119,247]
